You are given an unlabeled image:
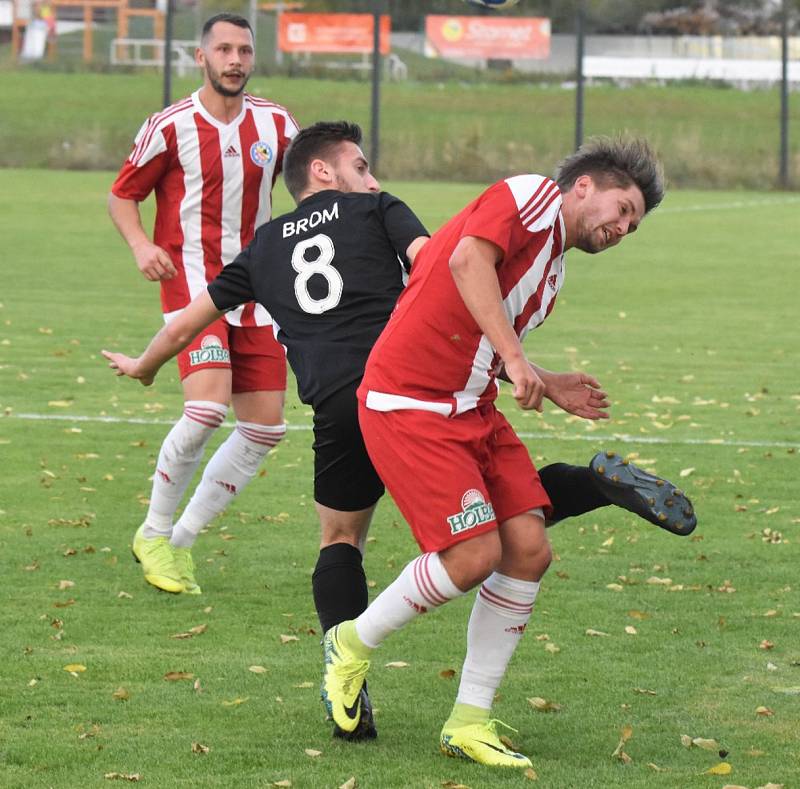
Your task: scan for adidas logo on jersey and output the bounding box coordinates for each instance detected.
[224,145,240,158]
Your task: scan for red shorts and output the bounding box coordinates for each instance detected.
[358,402,551,553]
[176,318,287,394]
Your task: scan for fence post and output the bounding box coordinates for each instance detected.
[575,0,585,151]
[779,0,790,188]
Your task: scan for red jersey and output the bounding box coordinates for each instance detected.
[111,90,298,327]
[359,175,566,416]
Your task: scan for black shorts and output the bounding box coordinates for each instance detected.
[312,382,384,511]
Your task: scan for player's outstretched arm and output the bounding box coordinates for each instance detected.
[102,292,223,387]
[449,235,545,411]
[108,193,177,282]
[533,366,611,421]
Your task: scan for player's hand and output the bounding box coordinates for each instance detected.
[544,372,610,420]
[101,350,155,386]
[132,241,177,281]
[504,356,546,411]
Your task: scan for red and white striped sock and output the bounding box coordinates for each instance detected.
[170,420,286,547]
[354,552,464,649]
[456,572,540,710]
[143,400,228,538]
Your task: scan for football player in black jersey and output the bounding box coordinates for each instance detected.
[103,121,696,741]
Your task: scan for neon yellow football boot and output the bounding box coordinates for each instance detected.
[173,546,201,595]
[320,622,371,734]
[440,719,533,769]
[131,524,183,594]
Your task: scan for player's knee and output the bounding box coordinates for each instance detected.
[167,402,228,459]
[233,421,286,475]
[441,534,502,591]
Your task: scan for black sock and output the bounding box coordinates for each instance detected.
[539,462,609,524]
[312,542,369,634]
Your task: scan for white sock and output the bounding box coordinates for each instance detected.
[142,401,228,538]
[170,421,286,548]
[456,572,540,710]
[355,552,464,649]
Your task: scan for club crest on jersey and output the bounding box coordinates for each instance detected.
[447,489,495,536]
[250,141,274,167]
[547,273,558,290]
[189,335,230,366]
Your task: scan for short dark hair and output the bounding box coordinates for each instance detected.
[201,13,253,44]
[555,135,665,214]
[283,121,364,200]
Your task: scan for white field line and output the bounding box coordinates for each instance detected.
[659,196,800,214]
[5,412,797,450]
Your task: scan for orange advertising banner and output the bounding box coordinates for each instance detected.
[425,15,550,60]
[278,13,391,55]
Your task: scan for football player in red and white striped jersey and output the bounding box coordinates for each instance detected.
[324,136,666,766]
[108,13,298,595]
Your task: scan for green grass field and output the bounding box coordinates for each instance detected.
[1,70,798,188]
[1,169,798,788]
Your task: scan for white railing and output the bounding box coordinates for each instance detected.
[110,38,198,76]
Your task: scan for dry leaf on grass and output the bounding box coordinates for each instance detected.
[585,629,609,637]
[117,591,133,599]
[280,634,299,644]
[527,697,562,712]
[625,626,638,635]
[112,687,130,701]
[439,668,456,679]
[304,748,322,757]
[524,767,538,780]
[58,580,75,590]
[249,665,268,674]
[339,778,357,789]
[702,762,732,775]
[756,705,774,716]
[221,697,249,706]
[647,763,667,772]
[611,724,633,763]
[104,774,141,782]
[191,742,210,754]
[63,664,86,673]
[441,782,471,789]
[163,671,194,681]
[633,688,656,696]
[385,661,409,668]
[171,624,207,639]
[544,642,560,654]
[293,681,314,689]
[272,781,292,788]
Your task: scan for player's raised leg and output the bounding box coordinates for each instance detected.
[541,451,697,534]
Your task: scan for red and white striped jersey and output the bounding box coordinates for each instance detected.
[359,175,566,417]
[112,90,299,327]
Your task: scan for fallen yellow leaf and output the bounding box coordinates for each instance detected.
[304,748,322,757]
[384,661,409,668]
[280,634,299,644]
[222,697,249,706]
[63,664,86,673]
[692,737,720,750]
[339,779,356,789]
[703,762,732,776]
[248,665,268,674]
[524,767,538,780]
[756,705,774,716]
[112,687,130,701]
